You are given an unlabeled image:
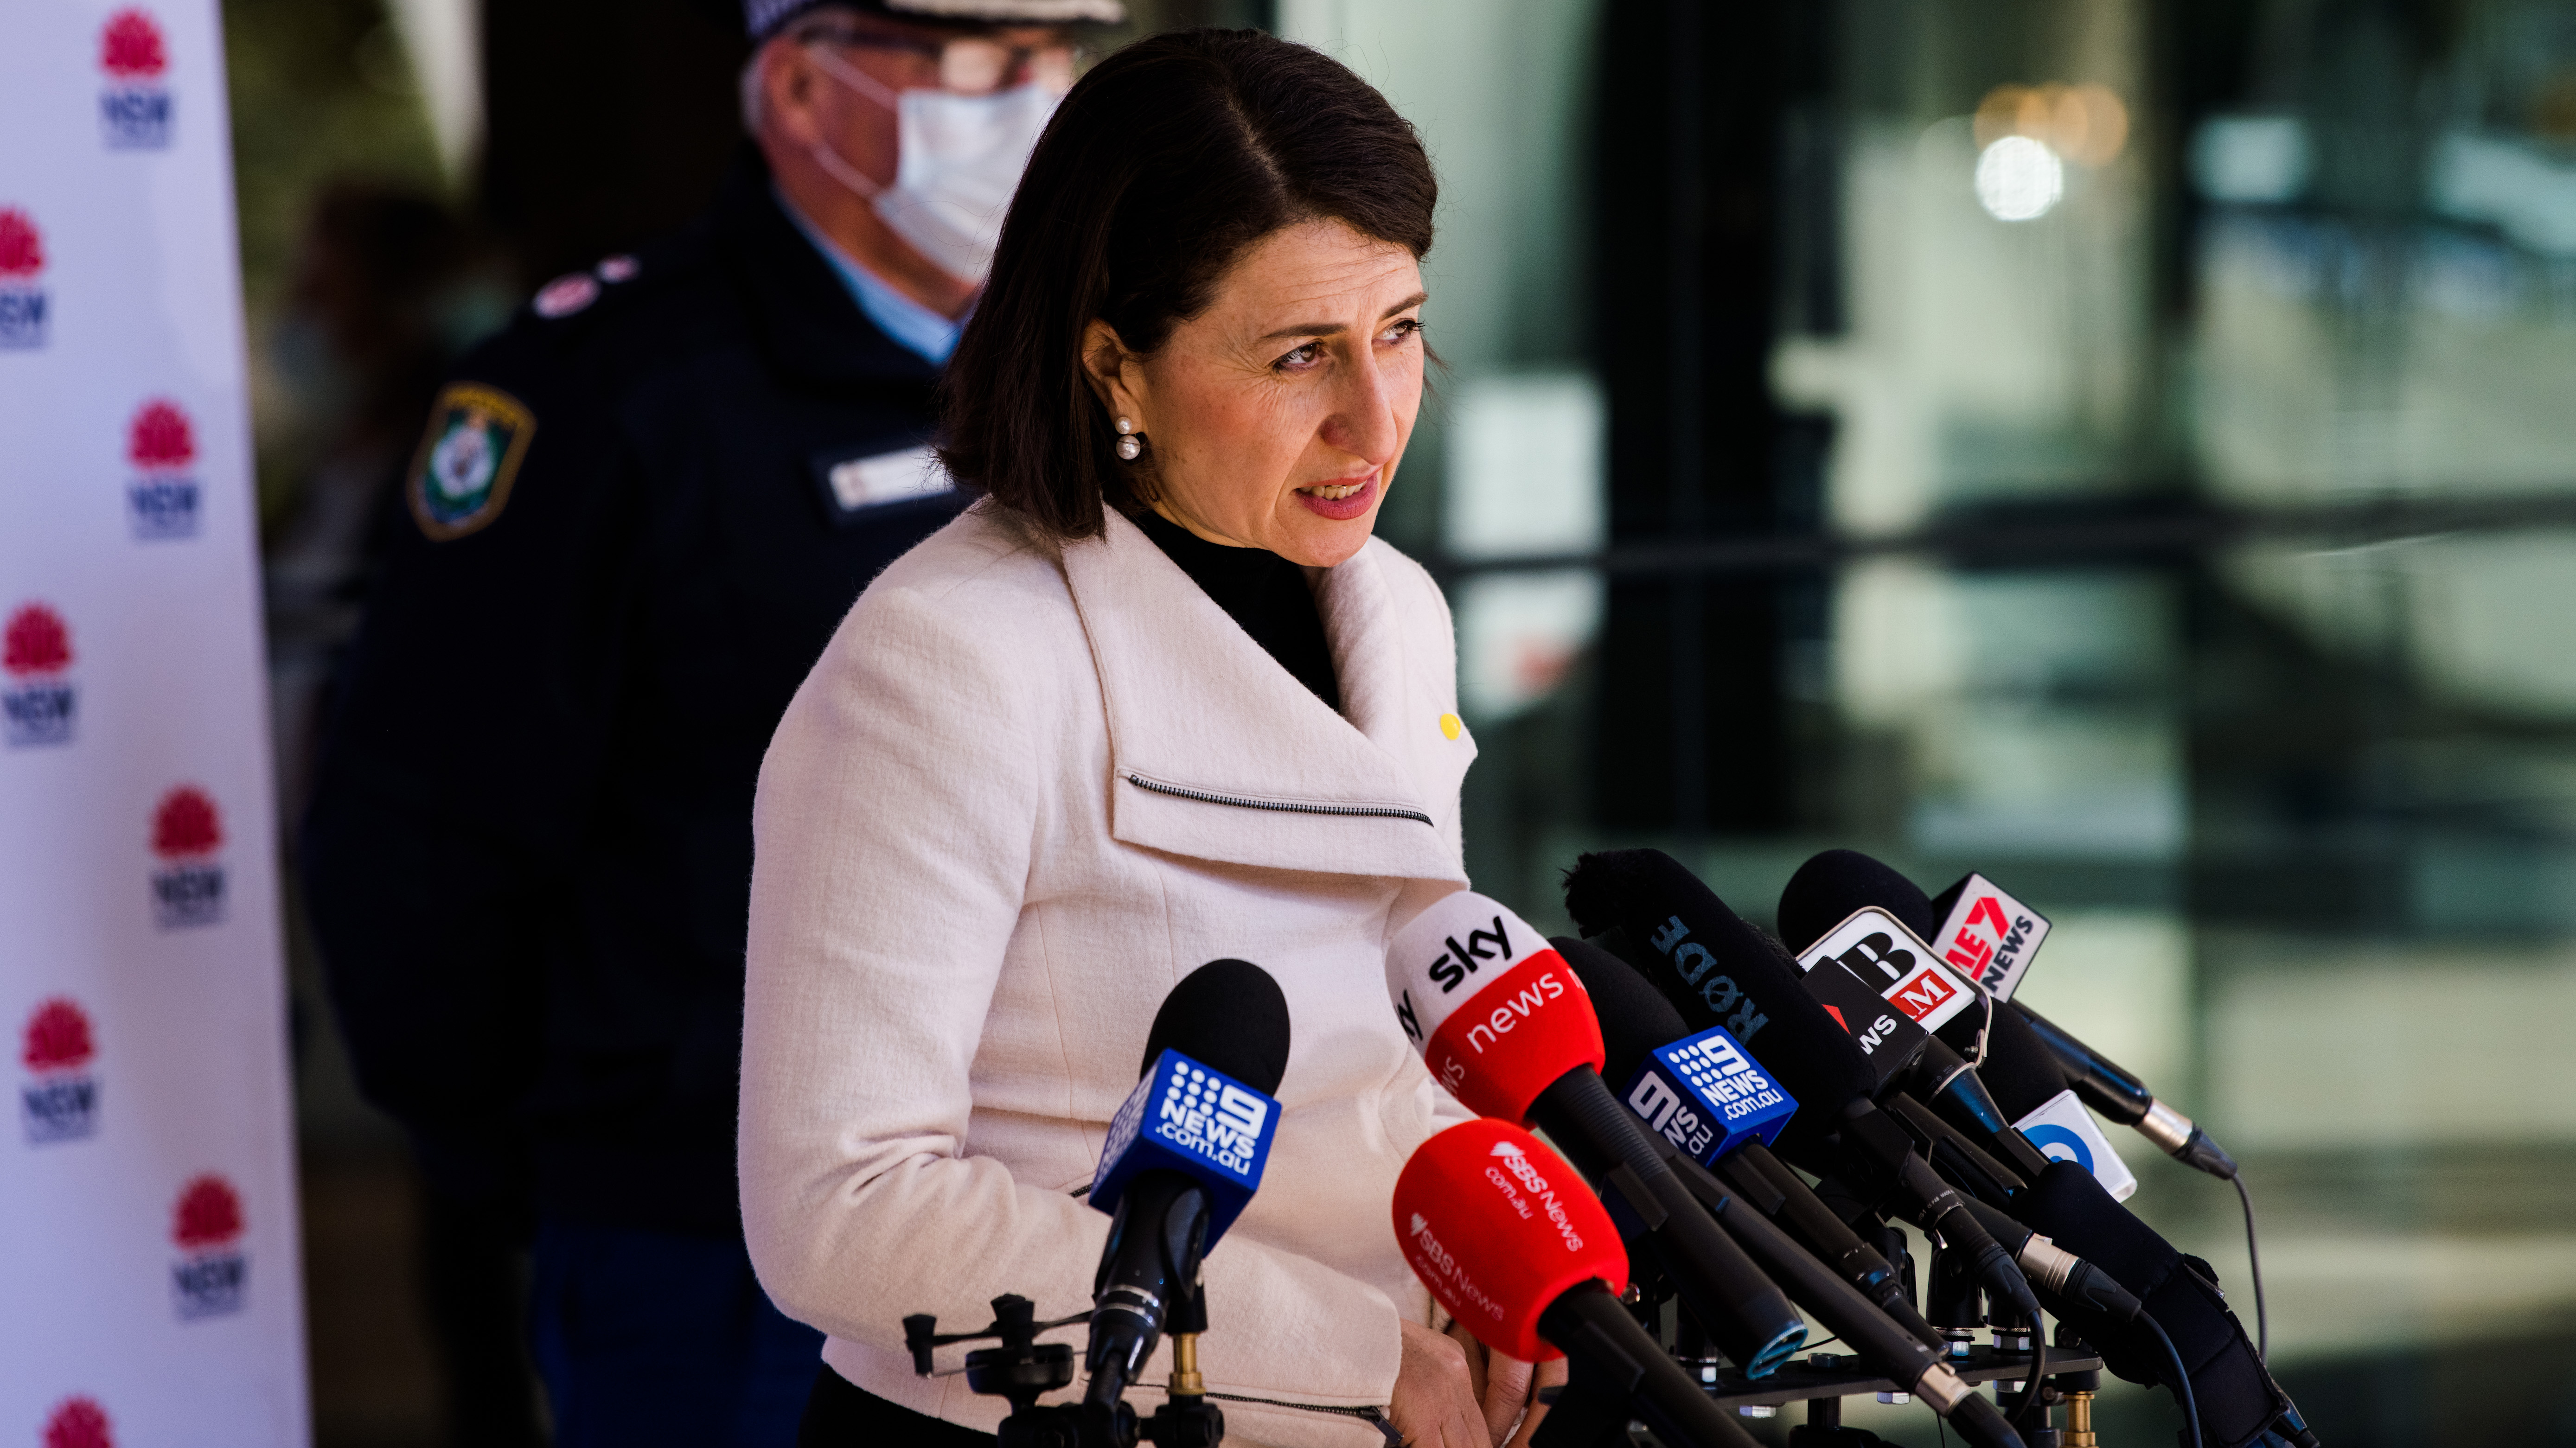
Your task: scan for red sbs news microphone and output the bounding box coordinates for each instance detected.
[1393,1120,1625,1362]
[1387,892,1602,1120]
[1395,1121,1758,1448]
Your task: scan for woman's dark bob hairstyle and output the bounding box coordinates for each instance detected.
[937,29,1436,540]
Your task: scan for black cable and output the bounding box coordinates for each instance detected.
[2143,1311,2205,1448]
[2234,1171,2268,1361]
[2000,1308,2048,1427]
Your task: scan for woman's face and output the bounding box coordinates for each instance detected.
[1087,219,1426,568]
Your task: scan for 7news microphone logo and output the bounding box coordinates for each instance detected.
[1930,874,2051,1000]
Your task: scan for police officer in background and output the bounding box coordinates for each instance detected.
[300,2,1119,1444]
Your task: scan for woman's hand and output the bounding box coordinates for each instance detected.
[1388,1318,1487,1448]
[1441,1321,1570,1448]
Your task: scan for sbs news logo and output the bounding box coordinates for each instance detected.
[149,786,225,928]
[126,398,201,539]
[0,207,46,350]
[170,1174,247,1320]
[99,9,173,149]
[21,998,101,1145]
[4,603,78,747]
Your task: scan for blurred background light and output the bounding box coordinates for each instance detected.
[1975,134,2065,221]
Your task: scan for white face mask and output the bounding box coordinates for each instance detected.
[804,45,1058,286]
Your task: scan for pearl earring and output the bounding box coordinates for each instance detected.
[1114,415,1142,462]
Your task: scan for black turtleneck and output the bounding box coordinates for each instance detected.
[1132,509,1341,713]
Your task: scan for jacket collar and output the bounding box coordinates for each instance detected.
[712,144,943,395]
[1061,510,1470,885]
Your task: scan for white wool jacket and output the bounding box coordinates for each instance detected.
[740,502,1479,1445]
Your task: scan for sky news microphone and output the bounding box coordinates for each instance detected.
[1386,891,1808,1379]
[1560,850,2044,1333]
[1393,1120,1761,1448]
[1783,848,2240,1183]
[1082,959,1288,1413]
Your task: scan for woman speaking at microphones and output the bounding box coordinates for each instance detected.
[741,29,1535,1448]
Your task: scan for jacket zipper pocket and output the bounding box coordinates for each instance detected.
[1200,1391,1401,1446]
[1125,772,1432,827]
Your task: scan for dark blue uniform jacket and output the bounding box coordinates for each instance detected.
[303,148,965,1235]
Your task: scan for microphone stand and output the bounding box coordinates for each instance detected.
[901,1291,1226,1448]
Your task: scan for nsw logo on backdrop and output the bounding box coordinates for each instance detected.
[4,603,78,747]
[170,1174,248,1319]
[126,399,201,540]
[0,207,48,350]
[2012,1088,2136,1201]
[99,10,173,149]
[43,1396,115,1448]
[21,998,101,1145]
[149,786,226,928]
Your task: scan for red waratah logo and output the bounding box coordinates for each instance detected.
[151,787,223,860]
[22,1000,96,1073]
[4,605,72,679]
[128,400,195,470]
[43,1397,113,1448]
[173,1174,244,1250]
[0,209,42,279]
[100,10,168,79]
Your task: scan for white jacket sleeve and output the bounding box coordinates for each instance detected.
[738,563,1406,1428]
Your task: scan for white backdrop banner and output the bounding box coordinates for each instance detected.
[1,2,310,1445]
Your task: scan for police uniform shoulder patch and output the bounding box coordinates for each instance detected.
[407,382,537,541]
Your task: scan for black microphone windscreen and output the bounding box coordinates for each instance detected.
[1141,958,1290,1094]
[1777,849,1937,956]
[1972,999,2071,1120]
[1551,934,1690,1085]
[1563,849,1876,1159]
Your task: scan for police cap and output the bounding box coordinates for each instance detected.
[745,0,1125,41]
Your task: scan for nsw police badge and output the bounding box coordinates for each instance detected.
[407,383,535,540]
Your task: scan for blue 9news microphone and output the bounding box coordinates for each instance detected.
[1082,959,1287,1414]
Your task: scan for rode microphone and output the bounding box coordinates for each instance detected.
[1387,892,1807,1378]
[1785,849,2242,1184]
[1561,851,2044,1336]
[1393,1120,1760,1448]
[1083,960,1287,1413]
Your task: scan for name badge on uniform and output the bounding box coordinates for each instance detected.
[809,442,953,528]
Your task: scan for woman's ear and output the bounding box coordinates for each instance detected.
[1080,319,1143,422]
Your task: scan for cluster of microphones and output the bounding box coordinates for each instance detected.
[901,849,2320,1448]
